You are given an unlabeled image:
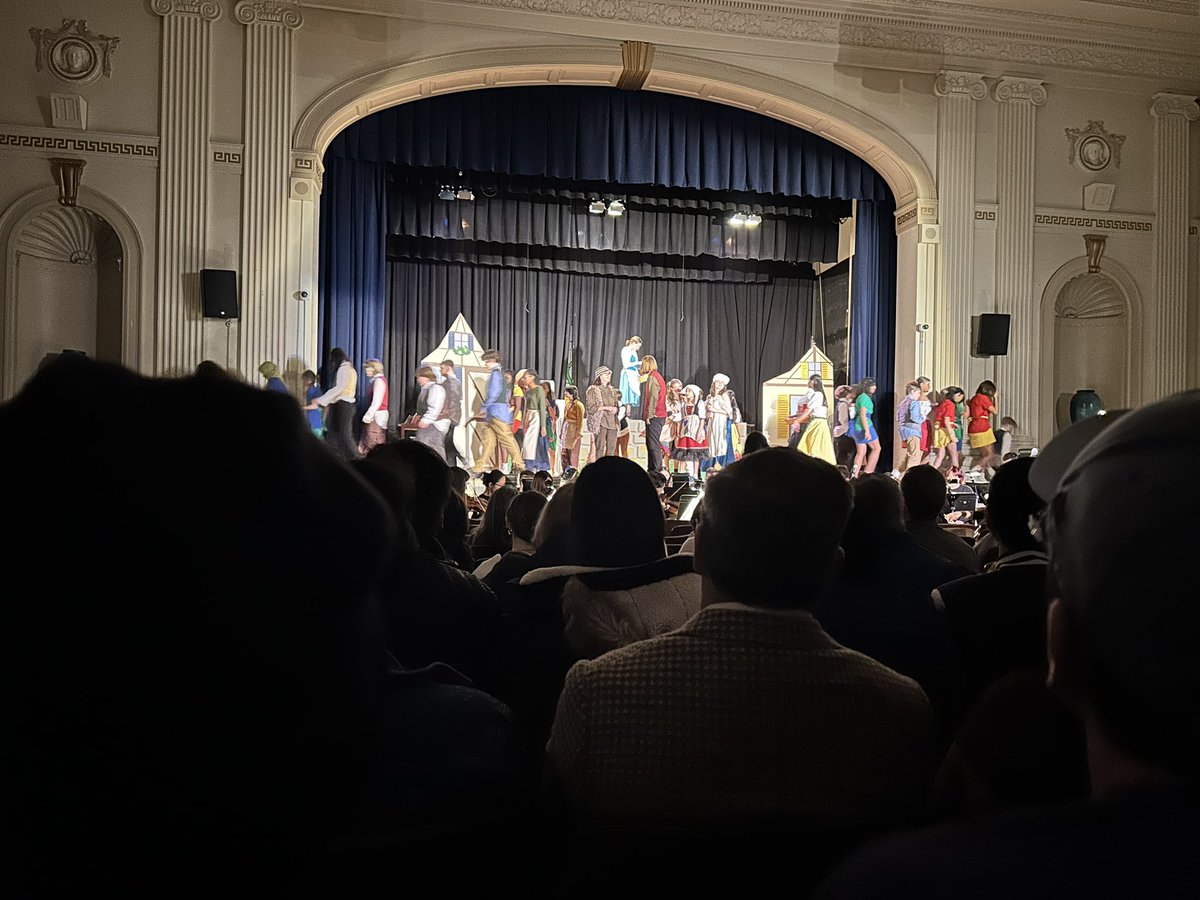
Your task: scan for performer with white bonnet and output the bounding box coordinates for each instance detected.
[706,373,741,469]
[671,383,708,479]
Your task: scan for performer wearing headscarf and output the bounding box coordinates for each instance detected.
[706,373,741,469]
[670,384,708,479]
[619,336,643,410]
[585,366,621,460]
[257,361,288,394]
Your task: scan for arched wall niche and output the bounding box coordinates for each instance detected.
[0,186,145,398]
[1039,256,1143,442]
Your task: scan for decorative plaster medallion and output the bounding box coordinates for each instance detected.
[234,1,304,28]
[30,19,119,86]
[1150,92,1200,120]
[993,77,1047,106]
[150,0,222,20]
[1065,121,1124,173]
[933,70,987,100]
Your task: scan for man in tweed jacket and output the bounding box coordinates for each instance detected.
[546,449,936,825]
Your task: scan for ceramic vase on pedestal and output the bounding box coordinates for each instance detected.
[1069,389,1103,422]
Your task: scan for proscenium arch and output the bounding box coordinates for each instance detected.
[292,46,935,208]
[0,185,146,398]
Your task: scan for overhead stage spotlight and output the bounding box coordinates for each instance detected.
[745,212,762,227]
[456,187,475,201]
[437,186,455,201]
[588,198,606,214]
[726,211,746,226]
[607,199,625,216]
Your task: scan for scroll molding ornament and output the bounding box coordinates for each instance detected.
[934,70,988,101]
[234,1,304,28]
[30,19,119,87]
[993,77,1047,106]
[150,0,222,21]
[1150,92,1200,120]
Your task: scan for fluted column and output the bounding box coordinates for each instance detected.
[933,71,987,389]
[152,0,219,375]
[993,77,1046,441]
[1150,92,1199,398]
[236,1,302,379]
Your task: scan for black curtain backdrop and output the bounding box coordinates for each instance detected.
[386,260,814,425]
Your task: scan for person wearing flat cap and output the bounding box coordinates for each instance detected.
[585,365,621,460]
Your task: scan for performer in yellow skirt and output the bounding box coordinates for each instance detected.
[795,374,836,465]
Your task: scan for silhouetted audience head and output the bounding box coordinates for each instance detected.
[367,440,449,540]
[195,359,232,379]
[532,470,553,495]
[1041,391,1200,782]
[695,449,850,610]
[351,457,420,559]
[1,357,394,891]
[743,430,770,454]
[448,466,470,497]
[473,485,517,548]
[533,480,577,564]
[507,491,549,545]
[573,456,664,568]
[901,465,949,523]
[983,457,1043,555]
[844,475,907,555]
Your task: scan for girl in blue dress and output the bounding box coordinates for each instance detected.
[618,336,642,409]
[850,376,881,477]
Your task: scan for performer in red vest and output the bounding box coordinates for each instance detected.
[640,355,669,474]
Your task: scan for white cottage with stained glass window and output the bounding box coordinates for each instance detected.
[423,314,490,466]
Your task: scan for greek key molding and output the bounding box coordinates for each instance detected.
[235,1,304,28]
[974,204,1155,233]
[993,77,1047,106]
[0,125,158,162]
[211,142,245,170]
[151,0,222,20]
[444,0,1199,80]
[934,70,988,100]
[1150,92,1200,120]
[895,206,918,228]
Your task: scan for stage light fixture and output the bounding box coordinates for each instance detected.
[727,211,746,226]
[607,199,626,216]
[456,187,475,201]
[437,186,455,201]
[745,212,762,227]
[588,198,606,214]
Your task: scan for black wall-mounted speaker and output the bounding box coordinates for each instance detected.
[201,269,239,319]
[974,313,1010,356]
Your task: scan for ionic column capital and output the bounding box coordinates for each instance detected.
[934,71,987,101]
[993,77,1047,106]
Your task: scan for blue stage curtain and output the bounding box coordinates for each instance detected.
[322,86,897,429]
[850,198,898,465]
[318,157,388,405]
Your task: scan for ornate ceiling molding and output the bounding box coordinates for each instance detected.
[934,70,987,100]
[1150,91,1200,119]
[993,77,1047,106]
[0,125,159,164]
[437,0,1200,80]
[1080,0,1197,14]
[150,0,222,20]
[235,1,304,28]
